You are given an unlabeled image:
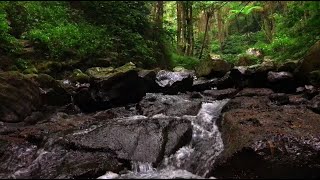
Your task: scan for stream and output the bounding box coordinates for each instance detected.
[97,98,229,179]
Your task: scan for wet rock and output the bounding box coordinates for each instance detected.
[202,88,238,100]
[268,93,289,105]
[212,95,320,179]
[288,95,308,105]
[308,94,320,114]
[267,71,296,93]
[137,93,202,117]
[62,116,192,165]
[0,140,125,179]
[192,78,218,91]
[0,71,41,123]
[195,57,232,78]
[236,88,274,97]
[155,70,193,94]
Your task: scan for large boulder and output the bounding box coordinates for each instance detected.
[0,71,41,123]
[62,116,192,165]
[155,70,193,94]
[298,40,320,75]
[74,63,147,112]
[210,93,320,179]
[195,56,232,78]
[267,71,296,92]
[27,74,72,106]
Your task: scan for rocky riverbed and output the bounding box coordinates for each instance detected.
[1,56,320,179]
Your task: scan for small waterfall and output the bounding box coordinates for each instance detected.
[131,161,155,173]
[97,98,229,179]
[162,99,229,177]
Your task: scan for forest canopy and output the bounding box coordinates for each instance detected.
[0,1,319,72]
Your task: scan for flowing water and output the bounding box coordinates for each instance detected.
[97,99,229,179]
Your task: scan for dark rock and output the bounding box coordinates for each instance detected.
[0,71,41,123]
[155,70,193,94]
[309,70,320,86]
[203,88,238,100]
[62,116,192,165]
[74,63,147,112]
[268,93,289,105]
[267,71,296,93]
[288,95,308,105]
[308,94,320,114]
[192,78,218,91]
[28,73,72,106]
[137,93,202,117]
[236,88,274,97]
[138,69,158,92]
[211,95,320,179]
[277,60,299,72]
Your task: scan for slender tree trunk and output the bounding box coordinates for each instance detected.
[181,2,187,54]
[155,1,164,30]
[177,1,182,53]
[217,8,224,49]
[199,12,211,60]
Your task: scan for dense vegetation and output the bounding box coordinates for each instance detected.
[0,1,319,73]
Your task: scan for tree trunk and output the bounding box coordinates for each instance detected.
[155,1,164,30]
[177,1,182,53]
[217,8,224,49]
[199,11,211,60]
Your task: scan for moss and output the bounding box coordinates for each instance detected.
[69,69,90,83]
[85,62,136,79]
[23,67,38,74]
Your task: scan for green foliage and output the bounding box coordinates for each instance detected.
[26,23,111,59]
[171,53,199,70]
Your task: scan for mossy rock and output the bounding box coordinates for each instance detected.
[85,62,136,80]
[235,54,260,66]
[69,69,90,83]
[195,57,232,78]
[0,71,41,123]
[277,60,299,72]
[298,40,320,74]
[173,66,187,72]
[23,67,38,74]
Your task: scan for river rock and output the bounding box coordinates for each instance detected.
[155,70,193,94]
[267,71,296,93]
[0,71,41,123]
[307,94,320,114]
[62,116,192,165]
[298,40,320,75]
[74,63,147,112]
[211,94,320,179]
[202,88,238,100]
[137,93,202,117]
[195,57,232,78]
[28,73,72,106]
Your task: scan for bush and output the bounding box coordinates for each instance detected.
[170,53,199,70]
